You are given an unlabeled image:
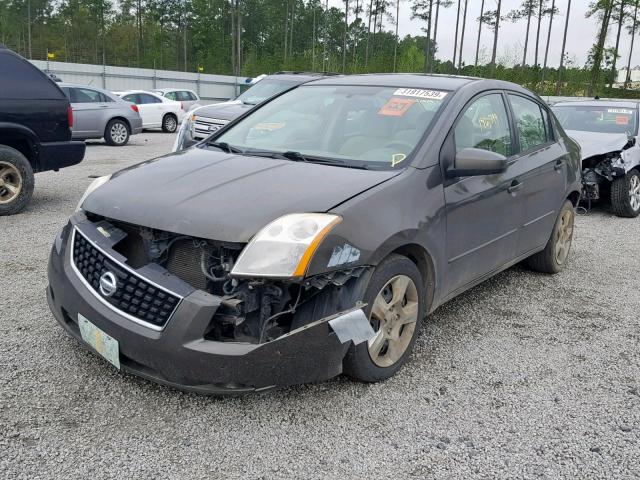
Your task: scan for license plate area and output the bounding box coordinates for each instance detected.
[78,314,120,369]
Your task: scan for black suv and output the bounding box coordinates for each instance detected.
[0,45,85,215]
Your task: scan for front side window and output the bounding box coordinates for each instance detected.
[214,85,449,168]
[454,94,512,157]
[552,104,638,136]
[509,94,548,151]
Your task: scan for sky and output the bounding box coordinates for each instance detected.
[329,0,640,69]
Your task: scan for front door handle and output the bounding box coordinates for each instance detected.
[554,160,564,172]
[507,180,523,194]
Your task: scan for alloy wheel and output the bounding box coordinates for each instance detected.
[368,275,419,368]
[110,123,128,144]
[0,161,22,205]
[554,208,574,265]
[629,174,640,212]
[165,116,177,132]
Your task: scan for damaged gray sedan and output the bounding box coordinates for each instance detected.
[47,75,581,393]
[552,101,640,217]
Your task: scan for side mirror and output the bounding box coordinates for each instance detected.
[448,148,508,177]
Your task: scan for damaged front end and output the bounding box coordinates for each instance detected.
[581,151,630,201]
[47,212,375,392]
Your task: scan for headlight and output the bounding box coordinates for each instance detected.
[231,213,342,278]
[76,175,111,211]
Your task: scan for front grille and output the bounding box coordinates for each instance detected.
[193,117,229,140]
[72,229,181,329]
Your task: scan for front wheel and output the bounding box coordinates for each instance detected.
[527,200,575,274]
[611,169,640,218]
[343,254,426,383]
[162,114,178,133]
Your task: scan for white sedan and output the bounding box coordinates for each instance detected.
[116,90,184,133]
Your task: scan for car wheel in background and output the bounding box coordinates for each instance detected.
[104,119,130,146]
[610,169,640,218]
[527,200,575,274]
[343,254,426,383]
[162,114,178,133]
[0,145,34,216]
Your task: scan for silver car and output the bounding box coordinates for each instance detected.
[153,88,202,112]
[61,83,143,146]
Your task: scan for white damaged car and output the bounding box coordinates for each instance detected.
[553,100,640,217]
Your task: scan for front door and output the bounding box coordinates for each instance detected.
[69,87,108,137]
[443,92,523,295]
[506,93,567,255]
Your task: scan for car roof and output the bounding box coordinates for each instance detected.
[263,72,339,83]
[154,88,195,93]
[553,99,640,108]
[304,73,488,91]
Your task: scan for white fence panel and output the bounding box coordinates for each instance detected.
[30,60,251,103]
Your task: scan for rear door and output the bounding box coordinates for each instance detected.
[132,93,163,127]
[443,92,524,295]
[506,93,567,256]
[69,87,109,137]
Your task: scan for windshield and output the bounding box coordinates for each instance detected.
[236,79,301,105]
[552,105,638,136]
[214,85,448,169]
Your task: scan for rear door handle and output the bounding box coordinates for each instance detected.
[507,180,523,194]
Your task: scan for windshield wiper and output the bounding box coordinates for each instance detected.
[206,141,243,154]
[243,149,374,169]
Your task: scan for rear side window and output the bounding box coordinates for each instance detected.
[188,91,198,101]
[122,94,138,104]
[508,94,549,152]
[0,50,65,100]
[164,91,178,101]
[71,88,105,103]
[139,93,161,104]
[454,94,513,157]
[177,91,192,101]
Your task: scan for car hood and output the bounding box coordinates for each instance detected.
[82,148,400,242]
[193,102,252,121]
[566,130,630,160]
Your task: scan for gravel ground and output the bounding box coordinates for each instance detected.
[1,132,639,479]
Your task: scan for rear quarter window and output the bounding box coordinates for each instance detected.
[0,50,65,100]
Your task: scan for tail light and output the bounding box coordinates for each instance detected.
[130,104,139,113]
[67,105,73,128]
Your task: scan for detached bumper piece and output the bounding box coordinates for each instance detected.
[47,218,370,394]
[37,140,85,173]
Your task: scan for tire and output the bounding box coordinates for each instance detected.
[0,145,35,216]
[610,169,640,218]
[527,200,575,274]
[162,114,178,133]
[104,119,130,146]
[343,254,426,383]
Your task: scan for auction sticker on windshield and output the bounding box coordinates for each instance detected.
[393,88,448,100]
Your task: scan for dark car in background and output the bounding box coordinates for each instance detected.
[61,83,143,146]
[48,75,581,393]
[0,45,85,215]
[172,71,335,151]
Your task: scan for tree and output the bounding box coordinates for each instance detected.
[609,0,628,87]
[625,0,640,87]
[588,0,615,96]
[556,0,572,94]
[475,0,485,68]
[457,0,468,70]
[508,0,537,67]
[540,0,557,92]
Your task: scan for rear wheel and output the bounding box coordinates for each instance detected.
[344,254,426,383]
[0,145,34,216]
[104,119,130,146]
[527,200,575,274]
[611,169,640,218]
[162,114,178,133]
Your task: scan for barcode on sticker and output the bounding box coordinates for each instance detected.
[393,88,448,100]
[607,108,634,115]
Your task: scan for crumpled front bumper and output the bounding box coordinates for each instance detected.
[46,220,370,394]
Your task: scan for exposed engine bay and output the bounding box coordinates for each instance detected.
[85,213,369,344]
